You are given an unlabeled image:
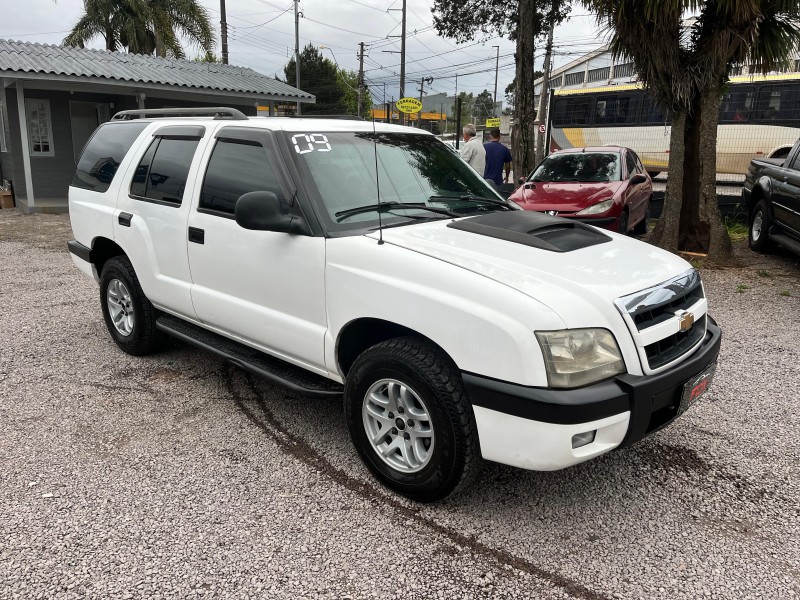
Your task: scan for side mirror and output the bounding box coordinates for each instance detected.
[235,191,306,234]
[517,176,526,186]
[630,174,648,185]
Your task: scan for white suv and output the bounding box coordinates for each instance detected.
[68,108,721,502]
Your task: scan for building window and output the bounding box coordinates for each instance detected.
[26,99,54,156]
[614,62,634,79]
[564,71,584,86]
[549,75,563,89]
[587,67,611,83]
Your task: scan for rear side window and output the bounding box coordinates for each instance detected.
[199,139,283,215]
[71,122,148,193]
[130,137,200,205]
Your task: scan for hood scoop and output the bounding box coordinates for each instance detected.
[447,211,612,253]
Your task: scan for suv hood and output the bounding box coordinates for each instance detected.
[368,212,690,323]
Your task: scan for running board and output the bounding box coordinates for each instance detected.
[156,314,343,398]
[769,232,800,256]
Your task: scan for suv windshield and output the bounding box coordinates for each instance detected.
[283,131,509,231]
[530,152,621,183]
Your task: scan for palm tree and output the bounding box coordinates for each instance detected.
[64,0,214,59]
[580,0,800,264]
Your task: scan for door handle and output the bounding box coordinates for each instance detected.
[188,227,205,244]
[118,212,133,227]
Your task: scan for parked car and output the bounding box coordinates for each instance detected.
[509,146,652,235]
[68,109,720,502]
[744,137,800,256]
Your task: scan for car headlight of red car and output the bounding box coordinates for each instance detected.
[576,198,614,216]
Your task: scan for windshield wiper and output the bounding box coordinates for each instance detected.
[428,195,512,209]
[335,201,460,221]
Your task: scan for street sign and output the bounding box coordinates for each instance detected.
[396,97,423,114]
[538,123,546,133]
[485,118,501,128]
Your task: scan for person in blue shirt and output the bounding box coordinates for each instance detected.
[483,128,512,187]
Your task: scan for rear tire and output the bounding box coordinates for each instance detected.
[748,200,774,253]
[633,198,650,235]
[344,337,480,502]
[99,256,166,356]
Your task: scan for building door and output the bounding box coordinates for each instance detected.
[69,101,102,163]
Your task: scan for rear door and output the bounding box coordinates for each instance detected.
[113,124,208,318]
[774,147,800,233]
[185,126,328,374]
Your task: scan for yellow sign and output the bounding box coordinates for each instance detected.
[396,97,423,114]
[485,118,501,128]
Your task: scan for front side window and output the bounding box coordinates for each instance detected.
[26,99,54,156]
[284,131,508,232]
[530,152,622,183]
[625,152,637,178]
[130,137,199,205]
[71,122,148,193]
[200,139,283,215]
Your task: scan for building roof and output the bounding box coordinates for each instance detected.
[0,39,314,102]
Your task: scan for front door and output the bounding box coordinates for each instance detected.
[186,127,327,374]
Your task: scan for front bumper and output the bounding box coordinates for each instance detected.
[464,317,722,470]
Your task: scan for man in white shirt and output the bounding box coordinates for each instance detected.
[459,123,486,175]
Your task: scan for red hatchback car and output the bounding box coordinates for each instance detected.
[509,146,652,234]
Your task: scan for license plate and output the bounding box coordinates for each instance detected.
[679,363,716,414]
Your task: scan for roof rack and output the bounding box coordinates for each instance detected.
[283,114,364,120]
[112,107,248,121]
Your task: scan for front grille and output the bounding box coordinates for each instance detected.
[645,314,707,369]
[615,269,707,373]
[626,272,704,331]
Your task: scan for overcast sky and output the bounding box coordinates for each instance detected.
[1,0,606,107]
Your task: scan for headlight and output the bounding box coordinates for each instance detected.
[576,198,614,216]
[535,328,625,388]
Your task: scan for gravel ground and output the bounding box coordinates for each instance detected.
[1,209,798,600]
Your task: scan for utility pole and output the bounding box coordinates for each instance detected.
[220,0,229,64]
[357,42,366,118]
[399,0,407,100]
[535,16,555,163]
[417,76,432,128]
[492,45,500,117]
[294,0,301,115]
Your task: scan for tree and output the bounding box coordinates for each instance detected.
[474,89,496,122]
[503,72,542,115]
[433,0,570,181]
[63,0,214,59]
[284,45,372,116]
[582,0,800,264]
[451,92,476,125]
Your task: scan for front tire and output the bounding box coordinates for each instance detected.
[344,337,480,502]
[633,198,650,235]
[748,200,774,253]
[618,209,630,235]
[99,256,166,356]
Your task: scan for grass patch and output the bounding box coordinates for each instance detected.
[780,290,792,297]
[736,283,751,293]
[757,269,773,278]
[725,216,749,243]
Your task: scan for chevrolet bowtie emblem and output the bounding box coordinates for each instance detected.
[678,311,695,333]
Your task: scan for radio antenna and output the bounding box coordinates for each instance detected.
[372,112,384,244]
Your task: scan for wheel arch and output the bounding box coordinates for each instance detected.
[91,236,126,274]
[336,318,454,379]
